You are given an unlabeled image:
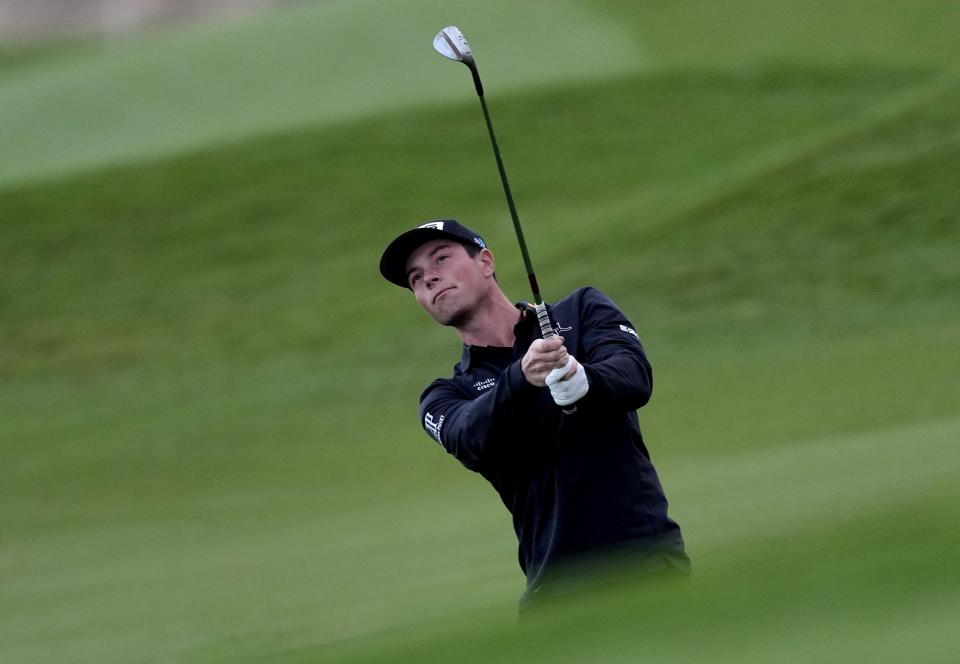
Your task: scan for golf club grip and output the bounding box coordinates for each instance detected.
[535,302,556,339]
[535,303,577,414]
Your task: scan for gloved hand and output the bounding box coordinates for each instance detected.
[545,355,589,407]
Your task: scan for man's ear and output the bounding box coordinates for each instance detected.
[477,248,496,277]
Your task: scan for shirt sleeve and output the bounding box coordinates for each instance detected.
[576,287,654,413]
[418,361,539,472]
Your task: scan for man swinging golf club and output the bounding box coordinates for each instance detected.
[379,26,688,609]
[379,219,690,609]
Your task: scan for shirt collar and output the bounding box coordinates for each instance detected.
[459,303,535,370]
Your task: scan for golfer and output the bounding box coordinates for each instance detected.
[380,219,689,608]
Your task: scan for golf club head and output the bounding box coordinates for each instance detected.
[433,26,474,65]
[433,25,483,95]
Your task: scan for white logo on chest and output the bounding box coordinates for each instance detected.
[474,378,496,392]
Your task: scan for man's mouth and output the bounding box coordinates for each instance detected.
[433,287,455,304]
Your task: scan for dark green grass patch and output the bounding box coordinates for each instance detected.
[0,37,100,75]
[585,0,960,68]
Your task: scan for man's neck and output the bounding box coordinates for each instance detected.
[456,289,520,348]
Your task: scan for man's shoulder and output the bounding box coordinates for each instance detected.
[419,373,461,407]
[419,361,472,402]
[551,285,611,312]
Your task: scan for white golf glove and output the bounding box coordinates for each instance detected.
[545,355,590,407]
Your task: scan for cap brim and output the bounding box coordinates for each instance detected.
[379,227,473,288]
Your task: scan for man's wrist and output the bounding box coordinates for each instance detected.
[547,357,590,407]
[509,361,540,394]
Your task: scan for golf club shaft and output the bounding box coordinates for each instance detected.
[477,94,557,340]
[469,43,574,412]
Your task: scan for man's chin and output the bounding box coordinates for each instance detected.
[434,305,471,328]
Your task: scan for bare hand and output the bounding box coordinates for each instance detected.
[522,337,573,387]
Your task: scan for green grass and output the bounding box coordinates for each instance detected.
[586,0,960,68]
[0,0,642,187]
[0,37,99,74]
[2,2,960,662]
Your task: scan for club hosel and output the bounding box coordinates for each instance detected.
[468,64,484,96]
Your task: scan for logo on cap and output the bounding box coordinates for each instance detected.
[419,221,445,231]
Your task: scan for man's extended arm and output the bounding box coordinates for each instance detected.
[418,362,538,471]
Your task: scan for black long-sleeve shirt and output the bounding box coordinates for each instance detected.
[418,287,687,597]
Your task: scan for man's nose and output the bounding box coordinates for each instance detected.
[425,273,441,287]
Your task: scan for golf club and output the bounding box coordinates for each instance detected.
[433,26,577,413]
[432,26,557,342]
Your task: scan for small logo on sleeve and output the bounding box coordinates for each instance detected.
[620,324,640,341]
[424,411,445,443]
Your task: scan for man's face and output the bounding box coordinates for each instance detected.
[404,239,494,327]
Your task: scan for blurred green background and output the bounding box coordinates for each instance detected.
[2,1,958,662]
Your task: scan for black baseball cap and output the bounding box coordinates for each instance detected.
[379,219,487,288]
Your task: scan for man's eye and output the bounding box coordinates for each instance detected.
[411,274,422,286]
[437,254,447,263]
